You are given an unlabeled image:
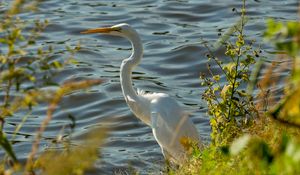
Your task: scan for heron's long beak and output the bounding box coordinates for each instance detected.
[81,26,121,34]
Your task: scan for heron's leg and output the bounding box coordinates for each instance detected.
[162,148,171,160]
[162,149,172,172]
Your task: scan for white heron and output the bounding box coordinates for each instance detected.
[81,23,201,164]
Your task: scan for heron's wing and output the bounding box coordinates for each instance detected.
[126,95,136,103]
[151,106,201,161]
[152,108,198,140]
[151,110,187,160]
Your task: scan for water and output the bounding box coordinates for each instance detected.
[1,0,299,174]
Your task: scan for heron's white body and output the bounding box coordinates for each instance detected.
[82,23,201,163]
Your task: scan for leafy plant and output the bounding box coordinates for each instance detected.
[265,19,300,127]
[200,0,259,146]
[0,1,104,174]
[173,2,300,175]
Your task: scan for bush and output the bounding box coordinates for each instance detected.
[200,0,258,146]
[173,1,300,174]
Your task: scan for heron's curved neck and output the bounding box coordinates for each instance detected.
[120,32,143,102]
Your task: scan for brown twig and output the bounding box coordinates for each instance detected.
[25,79,102,173]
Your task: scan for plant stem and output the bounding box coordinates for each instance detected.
[227,0,246,119]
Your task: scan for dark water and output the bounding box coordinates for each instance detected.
[1,0,299,174]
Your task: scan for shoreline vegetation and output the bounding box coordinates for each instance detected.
[0,0,299,174]
[0,1,104,174]
[173,1,300,174]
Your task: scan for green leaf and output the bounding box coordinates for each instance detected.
[0,131,18,162]
[213,75,220,81]
[51,61,63,69]
[236,34,245,48]
[221,85,231,99]
[223,63,236,73]
[264,19,284,38]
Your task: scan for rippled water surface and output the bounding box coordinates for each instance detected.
[1,0,299,174]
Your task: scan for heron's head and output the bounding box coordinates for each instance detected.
[81,23,136,38]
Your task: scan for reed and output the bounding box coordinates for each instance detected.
[0,1,104,174]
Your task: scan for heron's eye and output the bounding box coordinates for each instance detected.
[113,27,122,32]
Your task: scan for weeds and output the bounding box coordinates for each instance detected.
[0,1,104,174]
[200,0,259,146]
[173,1,300,175]
[265,19,300,127]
